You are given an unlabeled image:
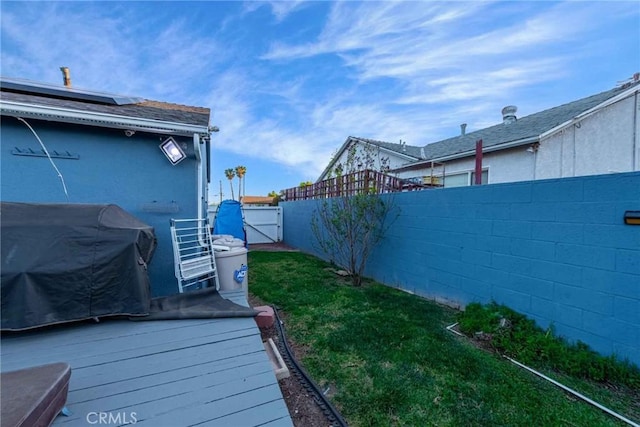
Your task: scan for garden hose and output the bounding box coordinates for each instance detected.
[271,305,349,427]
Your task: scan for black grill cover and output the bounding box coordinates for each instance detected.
[1,202,157,331]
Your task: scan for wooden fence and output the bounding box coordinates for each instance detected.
[283,169,435,201]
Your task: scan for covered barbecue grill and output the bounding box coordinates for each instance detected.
[1,202,157,331]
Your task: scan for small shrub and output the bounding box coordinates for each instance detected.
[458,302,640,389]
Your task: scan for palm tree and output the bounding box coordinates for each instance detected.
[224,168,235,200]
[235,165,247,200]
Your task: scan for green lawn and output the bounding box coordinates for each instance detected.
[248,251,639,427]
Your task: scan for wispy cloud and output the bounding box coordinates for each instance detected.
[1,1,638,192]
[261,0,638,139]
[242,0,308,23]
[265,1,589,100]
[0,3,220,103]
[268,0,309,23]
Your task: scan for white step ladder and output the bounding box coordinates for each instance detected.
[170,218,220,293]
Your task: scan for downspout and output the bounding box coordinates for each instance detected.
[194,133,204,221]
[205,136,211,187]
[194,133,208,247]
[474,139,483,185]
[530,142,540,181]
[560,131,564,178]
[572,124,577,177]
[633,91,638,171]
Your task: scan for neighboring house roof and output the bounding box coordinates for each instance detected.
[316,136,423,182]
[318,80,640,181]
[394,79,640,171]
[360,137,424,159]
[320,80,640,180]
[0,77,210,137]
[241,196,275,205]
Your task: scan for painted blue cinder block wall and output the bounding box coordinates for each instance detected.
[282,172,640,366]
[1,117,200,296]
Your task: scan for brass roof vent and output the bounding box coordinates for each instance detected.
[60,67,72,87]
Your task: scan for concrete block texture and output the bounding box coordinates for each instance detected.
[282,172,640,366]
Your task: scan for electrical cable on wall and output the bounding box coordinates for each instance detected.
[16,117,70,202]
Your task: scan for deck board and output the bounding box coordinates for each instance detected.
[68,336,263,390]
[1,323,258,372]
[1,290,293,427]
[136,385,291,427]
[68,352,267,403]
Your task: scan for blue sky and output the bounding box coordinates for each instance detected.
[1,1,639,199]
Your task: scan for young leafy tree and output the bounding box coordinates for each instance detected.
[224,168,236,200]
[311,143,398,286]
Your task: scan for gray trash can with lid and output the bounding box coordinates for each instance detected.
[213,238,248,297]
[213,236,245,248]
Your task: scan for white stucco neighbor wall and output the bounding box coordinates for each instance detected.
[326,143,415,178]
[323,88,639,187]
[537,93,639,179]
[396,145,535,186]
[400,91,638,187]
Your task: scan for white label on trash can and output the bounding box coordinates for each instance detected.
[234,264,248,283]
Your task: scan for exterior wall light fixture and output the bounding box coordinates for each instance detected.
[623,211,640,225]
[160,137,186,165]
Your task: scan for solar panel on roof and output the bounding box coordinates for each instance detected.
[0,77,143,106]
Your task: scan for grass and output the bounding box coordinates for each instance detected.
[458,302,640,388]
[249,251,640,427]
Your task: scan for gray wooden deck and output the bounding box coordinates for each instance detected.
[0,290,293,427]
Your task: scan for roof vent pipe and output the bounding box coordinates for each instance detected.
[502,105,517,124]
[60,67,71,87]
[460,123,467,135]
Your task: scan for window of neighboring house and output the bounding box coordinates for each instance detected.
[443,172,469,188]
[471,170,489,185]
[443,169,489,187]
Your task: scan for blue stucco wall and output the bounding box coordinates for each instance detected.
[1,117,201,296]
[282,172,640,366]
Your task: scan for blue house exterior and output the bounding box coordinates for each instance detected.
[1,78,213,296]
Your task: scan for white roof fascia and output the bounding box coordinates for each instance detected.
[317,136,421,182]
[0,100,209,137]
[540,85,640,140]
[375,145,418,161]
[316,137,352,182]
[353,137,419,161]
[396,136,540,169]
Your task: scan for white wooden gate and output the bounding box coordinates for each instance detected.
[208,205,282,244]
[243,206,282,244]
